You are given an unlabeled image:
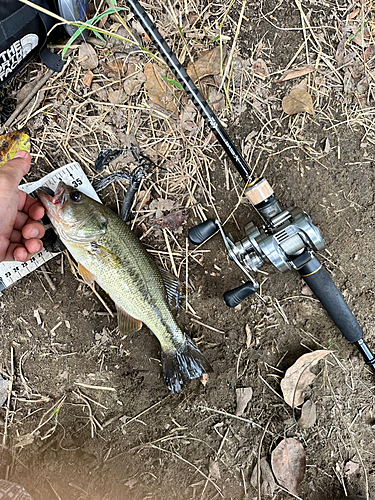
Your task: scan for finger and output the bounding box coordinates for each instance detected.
[22,221,45,240]
[12,244,29,262]
[22,195,45,220]
[24,238,43,255]
[13,211,29,231]
[0,152,31,193]
[10,229,22,244]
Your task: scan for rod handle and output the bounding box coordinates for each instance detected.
[299,257,363,343]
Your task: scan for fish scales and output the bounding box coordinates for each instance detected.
[70,210,184,352]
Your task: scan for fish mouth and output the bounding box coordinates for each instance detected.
[37,182,69,217]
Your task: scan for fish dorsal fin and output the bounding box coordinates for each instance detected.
[78,263,95,285]
[158,267,183,308]
[116,305,143,336]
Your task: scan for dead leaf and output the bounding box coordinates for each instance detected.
[245,323,252,348]
[208,89,225,112]
[251,457,277,496]
[280,350,331,407]
[352,25,370,48]
[348,8,360,21]
[108,90,127,105]
[101,59,128,79]
[136,190,151,212]
[276,65,315,82]
[187,46,223,82]
[253,58,269,79]
[235,387,253,416]
[298,400,317,429]
[123,72,147,96]
[209,458,221,480]
[15,433,35,448]
[78,43,98,70]
[149,198,176,219]
[92,83,107,101]
[335,36,355,68]
[0,130,30,167]
[153,209,189,232]
[344,460,360,476]
[271,438,306,495]
[144,63,179,113]
[180,102,197,132]
[282,89,314,115]
[82,70,94,88]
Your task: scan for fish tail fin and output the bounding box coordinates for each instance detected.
[161,336,213,394]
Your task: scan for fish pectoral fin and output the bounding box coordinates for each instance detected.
[89,243,123,268]
[158,266,183,308]
[116,306,143,335]
[78,263,96,285]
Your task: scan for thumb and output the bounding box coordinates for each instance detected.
[0,151,31,190]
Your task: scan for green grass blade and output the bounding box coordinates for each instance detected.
[160,75,184,90]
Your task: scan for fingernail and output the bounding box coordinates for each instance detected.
[14,151,28,159]
[30,228,39,238]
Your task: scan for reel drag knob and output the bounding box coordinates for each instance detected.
[188,219,218,245]
[223,281,257,308]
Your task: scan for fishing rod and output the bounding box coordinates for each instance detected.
[124,0,375,372]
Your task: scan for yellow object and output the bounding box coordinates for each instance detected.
[0,130,30,167]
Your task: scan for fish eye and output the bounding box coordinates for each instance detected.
[70,191,82,202]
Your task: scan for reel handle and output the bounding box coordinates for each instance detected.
[224,282,257,308]
[299,257,375,371]
[188,219,217,245]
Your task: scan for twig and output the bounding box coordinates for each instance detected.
[146,444,223,496]
[121,398,168,429]
[199,406,275,436]
[0,70,54,133]
[74,382,116,392]
[40,265,56,292]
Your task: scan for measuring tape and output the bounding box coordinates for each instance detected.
[0,162,100,292]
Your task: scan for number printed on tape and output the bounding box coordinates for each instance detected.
[0,163,100,292]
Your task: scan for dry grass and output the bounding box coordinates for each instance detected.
[1,0,375,498]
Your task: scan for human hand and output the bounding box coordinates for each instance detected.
[0,151,45,262]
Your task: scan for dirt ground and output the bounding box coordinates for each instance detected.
[1,0,375,499]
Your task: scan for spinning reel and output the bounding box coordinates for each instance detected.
[125,0,375,372]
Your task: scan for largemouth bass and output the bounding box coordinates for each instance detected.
[38,183,212,393]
